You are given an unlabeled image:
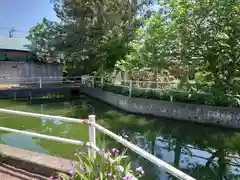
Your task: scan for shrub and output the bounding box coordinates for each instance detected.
[144,90,160,100]
[42,94,64,99]
[99,84,240,107]
[131,88,144,98]
[51,148,144,180]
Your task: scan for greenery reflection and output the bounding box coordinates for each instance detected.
[97,110,240,180]
[1,97,240,179]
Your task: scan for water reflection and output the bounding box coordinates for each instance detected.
[0,97,240,179]
[2,133,48,154]
[94,106,240,180]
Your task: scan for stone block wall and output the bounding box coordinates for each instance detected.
[80,86,240,129]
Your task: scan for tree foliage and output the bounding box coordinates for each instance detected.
[120,0,240,94]
[27,0,153,74]
[27,0,240,96]
[26,18,62,62]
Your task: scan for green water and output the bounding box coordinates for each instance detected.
[0,96,240,180]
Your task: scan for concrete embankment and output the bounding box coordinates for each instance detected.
[80,86,240,129]
[0,87,80,99]
[0,144,74,178]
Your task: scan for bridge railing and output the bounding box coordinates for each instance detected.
[0,75,178,91]
[0,108,195,180]
[81,75,179,97]
[0,76,76,89]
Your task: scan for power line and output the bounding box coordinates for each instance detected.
[9,27,15,38]
[0,27,28,38]
[0,27,27,33]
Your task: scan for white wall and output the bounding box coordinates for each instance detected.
[0,62,62,78]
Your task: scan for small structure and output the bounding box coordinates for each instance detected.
[0,37,62,78]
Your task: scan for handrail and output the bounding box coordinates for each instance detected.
[0,76,177,85]
[92,123,195,180]
[0,108,88,124]
[0,126,85,146]
[0,108,196,180]
[91,76,178,84]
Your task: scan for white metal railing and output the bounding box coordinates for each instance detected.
[82,76,213,98]
[0,75,177,87]
[82,75,179,97]
[0,75,178,92]
[0,108,195,180]
[0,76,76,89]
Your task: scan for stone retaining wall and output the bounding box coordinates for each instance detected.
[80,86,240,129]
[0,144,73,177]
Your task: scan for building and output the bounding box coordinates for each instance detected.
[0,37,62,78]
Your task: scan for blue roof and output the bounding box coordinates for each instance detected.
[0,37,31,52]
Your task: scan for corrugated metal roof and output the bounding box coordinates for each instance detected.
[0,38,31,51]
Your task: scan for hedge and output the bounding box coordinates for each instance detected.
[93,81,240,107]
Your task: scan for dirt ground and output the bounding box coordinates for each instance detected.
[0,84,22,90]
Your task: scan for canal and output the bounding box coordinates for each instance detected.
[0,95,239,180]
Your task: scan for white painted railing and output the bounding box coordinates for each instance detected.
[0,76,77,90]
[0,108,195,180]
[82,75,179,97]
[0,76,177,90]
[0,75,178,92]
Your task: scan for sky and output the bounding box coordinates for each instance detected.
[0,0,159,38]
[0,0,57,38]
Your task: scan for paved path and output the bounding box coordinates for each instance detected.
[0,164,48,180]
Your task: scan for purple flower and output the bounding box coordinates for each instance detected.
[79,165,84,172]
[49,176,54,180]
[69,162,76,177]
[86,168,90,173]
[111,148,120,156]
[69,169,74,176]
[136,166,144,174]
[123,175,132,180]
[108,172,112,177]
[58,161,63,167]
[117,165,124,174]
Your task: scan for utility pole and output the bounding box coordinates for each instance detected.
[9,27,15,38]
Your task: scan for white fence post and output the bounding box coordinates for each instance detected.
[39,77,42,89]
[101,77,104,87]
[92,77,95,87]
[29,92,32,101]
[129,80,132,97]
[88,115,96,158]
[81,76,84,84]
[13,92,16,101]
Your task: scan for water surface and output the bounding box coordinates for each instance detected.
[0,96,239,179]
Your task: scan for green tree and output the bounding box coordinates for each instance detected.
[50,0,152,75]
[27,0,153,75]
[188,0,240,94]
[26,18,62,62]
[158,0,240,93]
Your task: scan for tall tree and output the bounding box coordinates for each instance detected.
[159,0,240,93]
[26,18,62,62]
[49,0,152,75]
